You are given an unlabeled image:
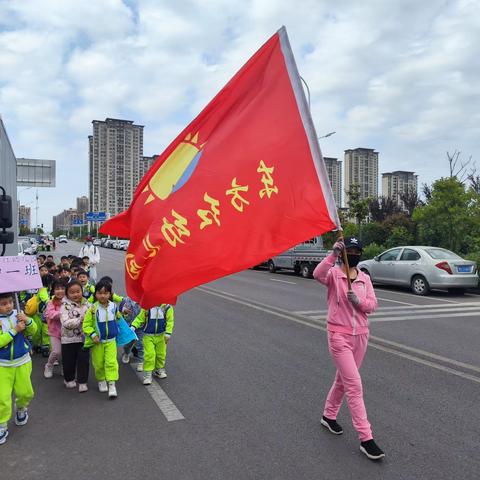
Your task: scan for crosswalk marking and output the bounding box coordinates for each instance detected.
[294,302,480,322]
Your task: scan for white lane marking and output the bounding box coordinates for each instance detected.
[371,312,480,322]
[197,286,480,383]
[465,293,480,297]
[376,296,415,306]
[294,301,480,316]
[310,305,480,320]
[130,365,185,422]
[368,333,480,374]
[270,279,297,285]
[370,343,480,385]
[374,288,460,304]
[310,310,479,321]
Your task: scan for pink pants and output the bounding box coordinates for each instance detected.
[46,336,62,368]
[323,331,372,441]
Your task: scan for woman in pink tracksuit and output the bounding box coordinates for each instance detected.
[313,236,385,461]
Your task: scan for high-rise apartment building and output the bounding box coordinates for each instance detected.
[52,208,78,232]
[344,148,379,204]
[76,196,89,215]
[89,118,144,216]
[323,157,342,207]
[382,171,418,210]
[139,155,157,181]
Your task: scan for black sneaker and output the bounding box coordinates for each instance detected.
[321,416,343,435]
[360,439,385,460]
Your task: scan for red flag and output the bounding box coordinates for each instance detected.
[100,26,340,307]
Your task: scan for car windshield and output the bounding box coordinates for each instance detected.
[425,248,462,260]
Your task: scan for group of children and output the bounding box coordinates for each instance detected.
[0,253,175,445]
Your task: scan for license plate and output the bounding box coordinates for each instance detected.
[457,265,472,273]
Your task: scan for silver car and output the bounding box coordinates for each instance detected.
[358,246,478,295]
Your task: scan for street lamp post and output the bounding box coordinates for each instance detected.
[318,131,336,140]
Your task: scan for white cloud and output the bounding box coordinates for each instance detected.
[0,0,479,229]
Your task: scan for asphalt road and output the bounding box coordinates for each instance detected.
[3,241,480,479]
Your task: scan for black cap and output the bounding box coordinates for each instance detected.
[344,236,363,251]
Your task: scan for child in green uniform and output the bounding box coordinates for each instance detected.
[25,274,53,356]
[77,270,95,302]
[0,292,37,445]
[83,280,121,399]
[131,305,174,385]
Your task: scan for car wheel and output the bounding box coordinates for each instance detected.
[411,275,430,295]
[268,260,277,273]
[301,263,313,279]
[448,288,466,295]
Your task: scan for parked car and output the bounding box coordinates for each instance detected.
[100,238,109,247]
[18,237,35,254]
[18,240,33,255]
[113,240,123,250]
[358,246,478,295]
[93,238,102,246]
[121,240,130,251]
[58,235,68,243]
[104,239,115,249]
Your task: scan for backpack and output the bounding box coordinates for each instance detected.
[25,295,39,316]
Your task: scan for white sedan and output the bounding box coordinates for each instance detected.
[358,246,478,295]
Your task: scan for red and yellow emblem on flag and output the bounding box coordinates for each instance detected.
[101,27,340,307]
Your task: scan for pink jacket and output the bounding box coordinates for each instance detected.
[313,252,378,335]
[46,299,62,338]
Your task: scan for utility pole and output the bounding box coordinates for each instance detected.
[35,188,39,235]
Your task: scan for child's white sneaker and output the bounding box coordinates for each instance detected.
[153,368,167,379]
[98,381,108,393]
[108,382,117,399]
[78,383,88,393]
[136,362,144,372]
[44,364,54,379]
[121,353,130,364]
[15,407,29,426]
[143,372,152,385]
[0,426,8,445]
[64,380,77,389]
[53,360,59,366]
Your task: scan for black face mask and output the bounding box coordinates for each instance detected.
[346,254,361,267]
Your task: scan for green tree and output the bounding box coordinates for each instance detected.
[360,222,389,246]
[368,196,400,222]
[385,226,414,249]
[346,184,369,238]
[413,177,476,253]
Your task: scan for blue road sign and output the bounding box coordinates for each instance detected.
[72,219,84,225]
[86,212,107,222]
[19,219,28,225]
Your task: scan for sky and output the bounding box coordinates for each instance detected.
[0,0,479,230]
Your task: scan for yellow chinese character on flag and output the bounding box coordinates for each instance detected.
[197,193,221,229]
[226,178,250,212]
[161,210,190,247]
[257,160,278,199]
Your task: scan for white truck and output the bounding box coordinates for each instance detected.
[265,236,329,278]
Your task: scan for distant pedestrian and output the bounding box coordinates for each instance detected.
[79,236,100,283]
[313,237,385,461]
